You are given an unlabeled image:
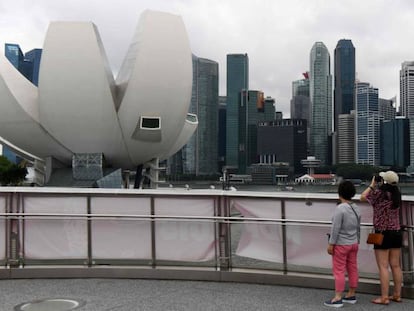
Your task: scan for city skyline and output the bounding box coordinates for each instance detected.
[2,0,414,117]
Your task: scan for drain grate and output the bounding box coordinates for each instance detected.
[14,298,84,311]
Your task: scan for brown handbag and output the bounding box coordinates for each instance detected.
[366,232,384,245]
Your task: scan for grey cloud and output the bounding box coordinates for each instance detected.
[2,0,414,115]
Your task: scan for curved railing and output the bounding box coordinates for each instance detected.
[0,187,413,297]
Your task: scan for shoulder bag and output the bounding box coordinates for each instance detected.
[366,230,384,245]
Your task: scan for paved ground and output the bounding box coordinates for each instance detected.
[0,278,413,310]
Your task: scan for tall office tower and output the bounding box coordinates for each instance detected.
[257,119,307,174]
[381,117,409,168]
[24,49,42,86]
[309,42,332,164]
[4,43,22,68]
[410,119,414,172]
[337,111,356,163]
[379,97,397,121]
[291,73,310,147]
[355,82,382,165]
[226,54,249,170]
[400,61,414,117]
[264,96,276,120]
[218,96,227,172]
[334,39,355,131]
[291,74,310,119]
[5,44,42,85]
[238,90,275,173]
[180,55,219,175]
[400,62,414,171]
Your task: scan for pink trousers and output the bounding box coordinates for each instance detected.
[332,243,359,292]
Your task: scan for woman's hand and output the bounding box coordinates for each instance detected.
[327,244,334,255]
[370,176,376,188]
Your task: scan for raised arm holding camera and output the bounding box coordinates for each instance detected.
[360,171,403,305]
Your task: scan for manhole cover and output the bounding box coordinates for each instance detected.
[14,298,84,311]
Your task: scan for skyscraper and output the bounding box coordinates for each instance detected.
[381,117,409,168]
[400,62,414,171]
[172,55,219,176]
[25,48,43,86]
[337,111,356,164]
[226,54,249,169]
[257,119,307,174]
[218,96,227,172]
[379,97,397,121]
[5,43,42,85]
[309,42,332,164]
[291,73,310,148]
[400,61,414,118]
[355,82,381,165]
[238,90,275,173]
[334,39,355,131]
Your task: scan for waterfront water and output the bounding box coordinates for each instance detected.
[162,181,414,195]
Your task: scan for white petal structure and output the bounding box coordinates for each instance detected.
[0,10,197,169]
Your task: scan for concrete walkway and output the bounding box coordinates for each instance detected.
[0,278,413,310]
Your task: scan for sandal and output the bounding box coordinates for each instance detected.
[371,297,390,305]
[389,295,402,302]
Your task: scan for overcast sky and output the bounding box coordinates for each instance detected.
[1,0,414,116]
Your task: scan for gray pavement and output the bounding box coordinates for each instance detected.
[0,279,413,311]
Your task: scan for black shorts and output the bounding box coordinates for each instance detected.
[374,230,403,250]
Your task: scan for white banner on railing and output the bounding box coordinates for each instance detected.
[24,197,87,259]
[155,198,216,261]
[91,197,151,259]
[235,199,377,274]
[0,197,5,260]
[234,199,283,262]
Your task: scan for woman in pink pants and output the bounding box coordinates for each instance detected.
[324,180,361,308]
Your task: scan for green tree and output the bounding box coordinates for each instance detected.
[0,156,28,186]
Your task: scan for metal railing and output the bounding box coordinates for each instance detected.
[0,187,413,297]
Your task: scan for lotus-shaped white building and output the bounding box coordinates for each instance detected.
[0,10,197,176]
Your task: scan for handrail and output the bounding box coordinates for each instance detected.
[1,212,405,228]
[0,188,412,298]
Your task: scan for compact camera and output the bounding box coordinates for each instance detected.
[374,174,383,182]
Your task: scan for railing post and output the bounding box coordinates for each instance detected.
[401,202,414,285]
[281,199,287,274]
[7,193,21,267]
[218,195,230,271]
[150,196,156,268]
[86,195,93,267]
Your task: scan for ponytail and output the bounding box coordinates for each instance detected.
[380,183,401,209]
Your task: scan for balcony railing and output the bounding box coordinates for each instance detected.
[0,187,413,297]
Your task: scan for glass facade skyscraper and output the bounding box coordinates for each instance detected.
[291,74,310,148]
[24,48,43,86]
[355,82,381,165]
[257,119,307,174]
[226,54,249,170]
[238,90,275,173]
[337,111,355,163]
[400,61,414,170]
[170,55,219,177]
[218,96,227,171]
[309,42,332,165]
[5,44,42,85]
[400,61,414,118]
[334,39,355,131]
[381,117,409,167]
